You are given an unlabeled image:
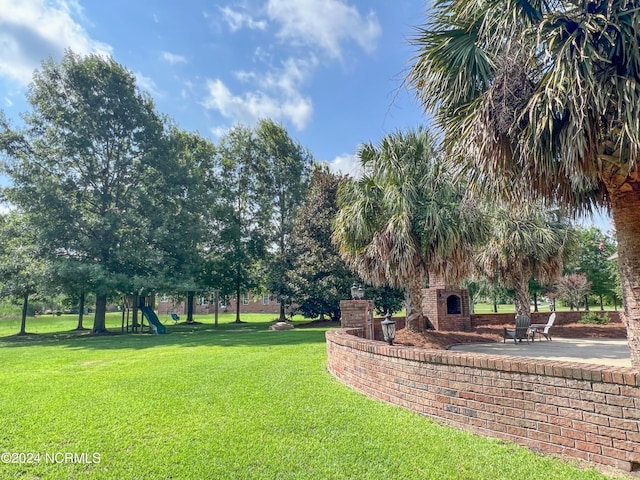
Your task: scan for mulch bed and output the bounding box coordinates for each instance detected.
[395,323,627,350]
[298,318,627,350]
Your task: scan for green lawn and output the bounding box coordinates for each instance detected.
[0,314,616,479]
[472,303,620,314]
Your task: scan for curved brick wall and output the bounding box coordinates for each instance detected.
[326,328,640,472]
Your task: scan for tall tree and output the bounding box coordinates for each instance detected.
[0,212,46,335]
[206,125,268,323]
[255,119,312,321]
[565,227,617,310]
[475,204,573,319]
[284,166,358,321]
[1,51,175,333]
[333,127,486,331]
[161,126,217,322]
[407,0,640,365]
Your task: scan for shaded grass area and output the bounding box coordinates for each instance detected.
[0,320,618,479]
[0,311,310,337]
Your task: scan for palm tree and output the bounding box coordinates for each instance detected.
[332,127,486,331]
[475,203,573,319]
[407,0,640,366]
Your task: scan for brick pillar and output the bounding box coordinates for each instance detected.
[340,300,375,339]
[421,287,471,331]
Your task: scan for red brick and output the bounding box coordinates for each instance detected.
[575,440,602,454]
[325,328,640,473]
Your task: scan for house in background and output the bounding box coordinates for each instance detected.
[156,293,281,316]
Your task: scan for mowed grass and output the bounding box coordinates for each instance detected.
[0,314,616,479]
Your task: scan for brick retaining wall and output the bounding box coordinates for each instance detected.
[326,328,640,472]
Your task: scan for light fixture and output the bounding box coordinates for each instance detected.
[355,285,364,300]
[350,282,358,300]
[381,312,396,345]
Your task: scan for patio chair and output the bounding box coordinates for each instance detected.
[503,314,533,343]
[531,312,555,341]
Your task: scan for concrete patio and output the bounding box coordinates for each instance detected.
[449,337,632,368]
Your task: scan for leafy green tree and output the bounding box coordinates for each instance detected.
[161,126,217,322]
[47,260,104,330]
[206,125,268,323]
[0,212,47,335]
[333,127,486,331]
[368,286,405,317]
[1,51,178,333]
[284,166,358,321]
[565,227,617,310]
[255,119,312,321]
[475,204,572,320]
[407,0,640,365]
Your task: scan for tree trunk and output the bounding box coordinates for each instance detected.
[405,280,432,331]
[609,180,640,368]
[533,292,539,312]
[279,302,286,322]
[214,290,219,327]
[93,294,108,333]
[234,285,241,323]
[599,294,604,311]
[584,296,590,311]
[513,275,531,320]
[75,292,86,330]
[186,292,194,323]
[18,294,29,335]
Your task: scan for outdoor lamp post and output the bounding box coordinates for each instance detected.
[381,312,396,345]
[351,283,365,300]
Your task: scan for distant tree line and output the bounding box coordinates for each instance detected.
[0,51,622,338]
[0,51,382,334]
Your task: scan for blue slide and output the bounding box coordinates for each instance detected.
[139,306,167,334]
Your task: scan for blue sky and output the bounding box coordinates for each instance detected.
[0,0,427,176]
[0,0,611,229]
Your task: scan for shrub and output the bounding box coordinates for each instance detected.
[579,312,610,325]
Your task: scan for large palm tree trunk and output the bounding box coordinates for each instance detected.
[513,274,531,319]
[405,279,433,331]
[610,183,640,369]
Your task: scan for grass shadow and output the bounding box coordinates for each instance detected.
[0,321,334,351]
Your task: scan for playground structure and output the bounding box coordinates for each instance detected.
[121,295,167,334]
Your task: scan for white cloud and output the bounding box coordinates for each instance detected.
[161,51,187,65]
[327,152,361,178]
[219,5,267,32]
[202,57,315,130]
[0,0,112,85]
[203,78,312,130]
[3,97,13,107]
[266,0,381,59]
[211,126,230,138]
[134,72,162,98]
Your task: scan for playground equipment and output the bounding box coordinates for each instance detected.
[121,295,167,334]
[139,305,167,334]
